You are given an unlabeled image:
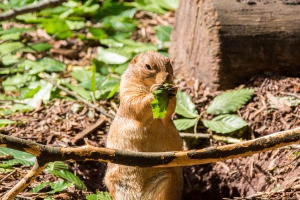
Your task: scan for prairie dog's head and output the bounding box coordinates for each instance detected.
[122,51,174,89]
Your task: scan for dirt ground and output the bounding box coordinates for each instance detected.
[1,74,300,200]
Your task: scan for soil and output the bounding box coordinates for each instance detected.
[1,9,300,200]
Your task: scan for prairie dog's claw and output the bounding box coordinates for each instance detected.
[167,86,178,99]
[150,84,164,92]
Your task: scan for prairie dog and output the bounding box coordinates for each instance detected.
[104,51,183,200]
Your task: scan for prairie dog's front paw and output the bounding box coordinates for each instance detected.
[150,84,164,93]
[167,85,178,99]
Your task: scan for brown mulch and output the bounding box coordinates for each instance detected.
[1,74,300,199]
[180,74,300,200]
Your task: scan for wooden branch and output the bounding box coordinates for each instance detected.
[72,116,106,144]
[1,127,300,198]
[179,133,243,143]
[1,127,300,168]
[42,75,114,119]
[0,0,67,21]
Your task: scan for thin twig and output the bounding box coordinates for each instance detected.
[41,75,114,119]
[179,132,211,139]
[73,116,106,144]
[0,169,17,184]
[2,162,47,200]
[0,100,27,105]
[0,57,26,71]
[280,92,300,99]
[0,0,67,21]
[212,135,243,144]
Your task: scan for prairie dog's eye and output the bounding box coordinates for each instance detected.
[145,64,151,70]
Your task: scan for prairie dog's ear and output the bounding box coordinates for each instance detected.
[130,55,139,64]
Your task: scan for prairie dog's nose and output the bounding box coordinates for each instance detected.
[156,72,169,84]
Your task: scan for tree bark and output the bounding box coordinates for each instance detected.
[170,0,300,90]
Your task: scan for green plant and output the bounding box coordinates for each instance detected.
[174,89,254,134]
[0,148,85,194]
[86,191,113,200]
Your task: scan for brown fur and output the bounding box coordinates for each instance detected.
[104,51,183,200]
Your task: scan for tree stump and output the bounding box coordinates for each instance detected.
[169,0,300,90]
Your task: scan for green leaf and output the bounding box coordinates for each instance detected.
[45,161,86,190]
[46,161,68,171]
[71,67,92,82]
[0,32,21,40]
[0,168,13,174]
[101,16,138,31]
[130,0,167,14]
[0,42,24,56]
[94,77,120,100]
[24,83,53,108]
[49,170,87,190]
[0,27,34,35]
[106,83,119,100]
[23,86,41,98]
[30,43,52,52]
[64,83,91,101]
[1,54,20,66]
[203,114,248,134]
[100,38,124,48]
[155,26,172,42]
[207,89,254,115]
[86,191,113,200]
[66,20,86,30]
[89,27,107,39]
[173,118,198,131]
[0,119,16,127]
[0,104,33,116]
[175,91,199,118]
[150,84,170,119]
[0,147,36,166]
[92,59,109,76]
[153,0,179,10]
[30,180,71,194]
[43,20,72,39]
[39,58,66,72]
[2,73,35,91]
[113,63,128,75]
[16,13,47,23]
[9,0,35,8]
[97,47,131,65]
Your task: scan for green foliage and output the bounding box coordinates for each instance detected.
[175,91,199,118]
[207,89,254,115]
[45,161,87,190]
[151,84,170,119]
[0,147,36,167]
[203,114,248,134]
[155,26,172,42]
[97,47,131,65]
[2,73,36,91]
[0,119,16,127]
[173,118,198,131]
[153,0,179,10]
[175,89,253,134]
[86,191,113,200]
[30,180,72,194]
[0,42,24,55]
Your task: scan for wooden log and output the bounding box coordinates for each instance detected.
[169,0,300,90]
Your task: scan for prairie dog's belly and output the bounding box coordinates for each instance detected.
[106,116,182,152]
